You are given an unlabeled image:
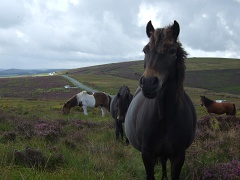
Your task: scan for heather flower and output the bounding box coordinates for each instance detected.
[15,121,34,138]
[70,120,84,129]
[202,159,240,179]
[34,121,62,142]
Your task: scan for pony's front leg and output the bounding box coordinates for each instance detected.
[115,120,123,141]
[142,151,157,180]
[160,156,168,179]
[82,106,88,115]
[100,106,106,117]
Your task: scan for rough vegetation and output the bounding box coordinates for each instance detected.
[0,76,79,100]
[0,58,240,179]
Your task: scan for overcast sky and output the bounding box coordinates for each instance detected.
[0,0,239,69]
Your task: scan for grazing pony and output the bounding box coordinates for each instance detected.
[110,85,133,143]
[200,96,236,116]
[125,20,197,179]
[62,91,111,116]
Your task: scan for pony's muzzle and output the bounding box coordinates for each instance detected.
[62,108,70,115]
[140,76,161,99]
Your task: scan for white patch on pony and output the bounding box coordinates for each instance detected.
[76,91,96,115]
[100,107,106,117]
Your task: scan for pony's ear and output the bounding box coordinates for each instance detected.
[146,20,155,38]
[171,20,180,40]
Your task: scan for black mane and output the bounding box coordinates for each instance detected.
[201,96,214,107]
[118,86,133,114]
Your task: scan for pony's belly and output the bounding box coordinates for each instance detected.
[125,92,145,151]
[83,96,96,107]
[125,90,158,151]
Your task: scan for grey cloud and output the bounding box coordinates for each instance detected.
[0,0,239,69]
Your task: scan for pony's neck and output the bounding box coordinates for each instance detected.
[203,98,214,107]
[70,95,80,107]
[155,83,181,121]
[162,79,184,102]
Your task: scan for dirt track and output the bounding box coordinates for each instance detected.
[61,75,96,92]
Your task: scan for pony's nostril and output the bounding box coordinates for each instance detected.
[152,77,158,86]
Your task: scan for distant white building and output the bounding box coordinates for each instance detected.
[64,85,70,88]
[48,72,56,76]
[215,100,227,103]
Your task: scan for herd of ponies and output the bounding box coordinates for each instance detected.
[62,20,237,179]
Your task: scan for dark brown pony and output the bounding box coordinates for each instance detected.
[110,85,133,143]
[200,96,236,116]
[62,91,111,116]
[125,20,197,179]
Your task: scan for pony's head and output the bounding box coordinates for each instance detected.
[62,95,78,114]
[200,95,214,107]
[116,85,133,122]
[62,102,71,114]
[140,20,187,99]
[200,95,205,106]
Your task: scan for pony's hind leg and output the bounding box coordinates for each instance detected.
[100,106,106,117]
[82,106,88,115]
[170,151,185,180]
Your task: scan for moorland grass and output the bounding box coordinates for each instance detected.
[0,58,240,179]
[186,57,240,71]
[66,58,240,95]
[70,74,139,95]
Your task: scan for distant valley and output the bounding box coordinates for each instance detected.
[0,68,66,77]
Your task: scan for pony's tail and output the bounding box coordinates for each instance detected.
[107,95,112,112]
[233,104,236,116]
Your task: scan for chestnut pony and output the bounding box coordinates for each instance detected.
[62,91,111,116]
[125,20,197,179]
[200,96,236,116]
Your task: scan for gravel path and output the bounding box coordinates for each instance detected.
[61,75,97,92]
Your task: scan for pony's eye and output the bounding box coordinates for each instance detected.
[143,45,150,54]
[169,48,177,55]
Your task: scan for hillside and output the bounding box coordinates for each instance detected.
[0,68,66,77]
[63,57,240,95]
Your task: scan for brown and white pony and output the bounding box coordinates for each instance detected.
[200,95,236,116]
[62,91,111,116]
